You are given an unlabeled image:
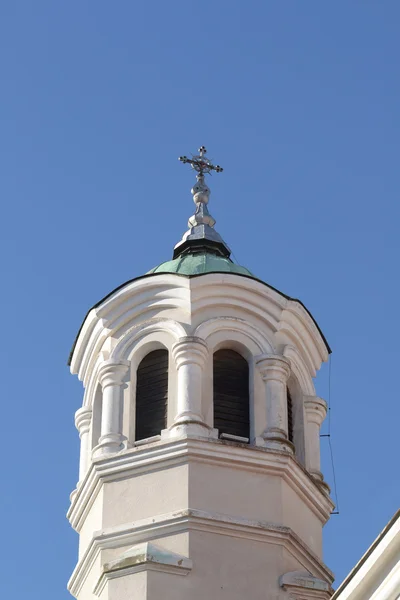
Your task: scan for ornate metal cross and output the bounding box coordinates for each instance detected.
[179,146,223,176]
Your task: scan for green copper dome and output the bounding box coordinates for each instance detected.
[147,147,255,279]
[148,252,254,277]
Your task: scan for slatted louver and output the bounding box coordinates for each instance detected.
[135,349,168,442]
[287,387,294,444]
[213,349,250,441]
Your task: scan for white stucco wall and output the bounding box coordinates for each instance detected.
[68,273,333,600]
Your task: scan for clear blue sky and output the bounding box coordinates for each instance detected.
[1,2,399,597]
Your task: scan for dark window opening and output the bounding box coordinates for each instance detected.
[135,349,168,442]
[213,349,250,441]
[287,388,294,444]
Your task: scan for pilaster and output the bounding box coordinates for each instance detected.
[75,407,92,482]
[92,360,130,458]
[167,336,211,437]
[255,354,294,453]
[304,396,330,492]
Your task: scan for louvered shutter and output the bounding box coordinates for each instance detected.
[213,349,250,440]
[135,349,168,442]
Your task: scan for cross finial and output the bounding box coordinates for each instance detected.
[179,146,223,176]
[174,145,230,259]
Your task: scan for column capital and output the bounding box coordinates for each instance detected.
[75,406,92,435]
[98,359,130,390]
[172,336,209,369]
[255,354,291,383]
[304,396,327,426]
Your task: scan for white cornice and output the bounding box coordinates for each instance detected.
[280,570,333,599]
[93,541,192,596]
[70,274,329,385]
[67,437,334,533]
[68,507,334,597]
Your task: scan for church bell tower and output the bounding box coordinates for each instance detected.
[68,147,334,600]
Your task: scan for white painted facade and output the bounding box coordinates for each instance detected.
[68,272,334,600]
[332,511,400,600]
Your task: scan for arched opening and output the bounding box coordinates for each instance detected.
[287,387,294,445]
[135,349,168,442]
[213,349,250,441]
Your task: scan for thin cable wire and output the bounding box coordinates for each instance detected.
[328,436,340,514]
[231,249,241,265]
[328,353,332,435]
[326,354,340,514]
[222,234,242,266]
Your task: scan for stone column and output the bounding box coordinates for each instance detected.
[75,406,92,482]
[93,359,130,457]
[304,396,328,485]
[169,336,210,436]
[256,354,293,453]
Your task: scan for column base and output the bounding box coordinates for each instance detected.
[310,469,324,482]
[317,479,331,495]
[92,433,127,458]
[162,423,217,440]
[168,410,212,438]
[310,470,331,494]
[172,411,206,426]
[258,430,294,454]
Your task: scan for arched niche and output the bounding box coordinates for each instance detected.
[110,322,183,445]
[111,319,186,363]
[194,317,274,356]
[123,337,175,445]
[195,318,274,441]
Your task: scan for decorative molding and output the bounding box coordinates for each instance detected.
[304,396,329,493]
[276,319,316,378]
[71,274,328,387]
[285,300,329,364]
[69,508,334,598]
[75,407,92,435]
[71,278,191,382]
[194,316,274,355]
[171,336,209,369]
[67,437,334,533]
[283,344,316,396]
[93,541,192,596]
[220,433,249,443]
[134,434,161,447]
[255,354,291,382]
[97,359,130,389]
[111,318,187,363]
[304,396,328,426]
[280,570,333,599]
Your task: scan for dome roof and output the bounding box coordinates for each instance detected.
[148,251,254,277]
